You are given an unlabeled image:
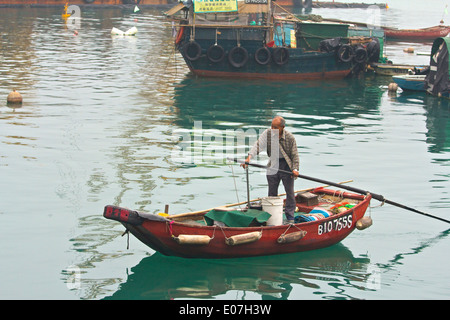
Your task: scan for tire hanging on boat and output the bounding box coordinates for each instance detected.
[353,46,368,64]
[207,44,226,63]
[184,41,202,61]
[272,47,289,65]
[228,46,248,68]
[255,46,271,65]
[337,44,354,63]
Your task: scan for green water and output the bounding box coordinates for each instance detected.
[0,3,449,300]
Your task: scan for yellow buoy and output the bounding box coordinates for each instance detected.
[7,89,22,105]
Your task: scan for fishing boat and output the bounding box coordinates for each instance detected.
[165,0,380,80]
[393,37,450,98]
[392,74,427,91]
[103,187,372,259]
[0,0,174,7]
[383,25,450,41]
[369,63,427,76]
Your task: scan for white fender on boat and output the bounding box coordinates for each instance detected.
[277,230,307,244]
[356,216,373,230]
[173,234,211,245]
[226,231,262,246]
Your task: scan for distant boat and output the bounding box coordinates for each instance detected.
[0,0,173,7]
[392,37,450,98]
[392,75,426,91]
[166,1,381,80]
[370,63,427,76]
[383,25,450,41]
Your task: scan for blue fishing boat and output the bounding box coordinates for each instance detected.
[166,0,381,80]
[392,75,426,91]
[393,37,450,98]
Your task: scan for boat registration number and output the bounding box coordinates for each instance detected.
[318,212,353,235]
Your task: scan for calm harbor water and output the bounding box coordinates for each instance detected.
[1,1,449,300]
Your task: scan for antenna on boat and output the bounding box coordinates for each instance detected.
[246,166,250,209]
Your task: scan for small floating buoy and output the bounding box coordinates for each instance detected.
[226,231,262,246]
[403,47,414,53]
[356,216,373,230]
[7,89,22,105]
[388,82,398,92]
[173,234,211,245]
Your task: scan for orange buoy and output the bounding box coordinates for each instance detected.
[7,90,22,105]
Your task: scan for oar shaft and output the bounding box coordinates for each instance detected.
[232,158,450,225]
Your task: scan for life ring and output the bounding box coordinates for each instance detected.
[353,46,368,64]
[228,46,248,68]
[272,47,289,65]
[207,44,225,63]
[337,44,354,63]
[175,26,185,45]
[255,47,271,65]
[183,41,202,61]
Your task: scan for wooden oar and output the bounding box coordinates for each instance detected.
[167,179,353,220]
[233,159,450,225]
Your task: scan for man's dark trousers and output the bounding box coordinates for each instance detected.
[266,158,295,221]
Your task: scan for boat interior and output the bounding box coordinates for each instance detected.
[166,188,364,227]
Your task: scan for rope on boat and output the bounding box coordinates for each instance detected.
[229,164,242,210]
[121,229,130,249]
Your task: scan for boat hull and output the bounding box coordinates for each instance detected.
[393,75,426,91]
[370,63,427,76]
[176,27,353,81]
[104,189,372,259]
[384,25,450,40]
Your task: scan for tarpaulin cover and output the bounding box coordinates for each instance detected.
[425,37,450,96]
[205,209,271,227]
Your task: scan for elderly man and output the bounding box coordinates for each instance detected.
[242,116,299,222]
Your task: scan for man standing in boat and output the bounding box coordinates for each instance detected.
[242,116,300,222]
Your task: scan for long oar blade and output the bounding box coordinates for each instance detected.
[230,158,450,225]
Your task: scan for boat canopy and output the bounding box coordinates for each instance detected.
[165,0,270,26]
[425,37,450,96]
[165,0,269,16]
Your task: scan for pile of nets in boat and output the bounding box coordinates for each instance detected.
[295,202,356,223]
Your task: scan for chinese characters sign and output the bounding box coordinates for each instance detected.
[194,0,238,13]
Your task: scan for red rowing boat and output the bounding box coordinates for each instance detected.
[383,25,450,40]
[103,188,372,258]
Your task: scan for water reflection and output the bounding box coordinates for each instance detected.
[103,244,372,300]
[172,75,387,134]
